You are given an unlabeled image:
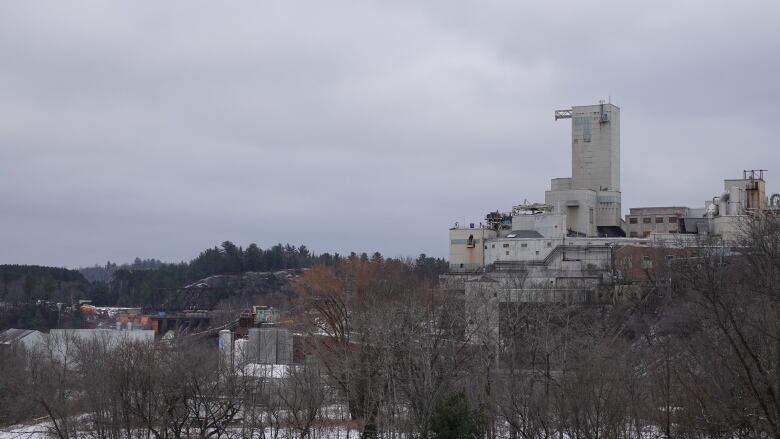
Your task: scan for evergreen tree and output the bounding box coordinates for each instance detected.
[221,241,243,272]
[244,244,264,271]
[430,392,485,439]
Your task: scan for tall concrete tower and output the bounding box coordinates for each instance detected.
[547,102,623,236]
[568,103,620,192]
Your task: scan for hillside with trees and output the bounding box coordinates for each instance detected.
[0,266,91,330]
[94,241,446,308]
[1,242,448,329]
[79,258,164,283]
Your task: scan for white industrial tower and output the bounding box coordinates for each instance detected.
[546,102,623,236]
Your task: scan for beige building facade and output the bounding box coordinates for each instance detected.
[625,207,688,237]
[448,227,497,272]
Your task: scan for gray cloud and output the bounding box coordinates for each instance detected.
[1,1,778,267]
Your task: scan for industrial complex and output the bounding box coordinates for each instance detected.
[2,101,778,439]
[444,102,779,311]
[3,100,778,378]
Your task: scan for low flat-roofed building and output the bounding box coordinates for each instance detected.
[0,328,45,353]
[448,226,497,272]
[625,207,689,237]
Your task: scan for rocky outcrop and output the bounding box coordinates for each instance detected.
[154,269,304,311]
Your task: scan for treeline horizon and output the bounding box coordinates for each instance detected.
[0,241,448,312]
[75,241,447,283]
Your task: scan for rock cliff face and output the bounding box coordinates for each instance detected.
[154,269,304,312]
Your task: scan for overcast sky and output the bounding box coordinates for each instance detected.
[1,1,778,268]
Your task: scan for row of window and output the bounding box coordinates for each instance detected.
[503,250,539,256]
[628,216,678,224]
[623,254,676,269]
[485,242,553,249]
[628,230,679,237]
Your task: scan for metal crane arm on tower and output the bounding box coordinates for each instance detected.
[554,109,572,120]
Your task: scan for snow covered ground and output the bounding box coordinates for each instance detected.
[0,422,51,439]
[1,417,667,439]
[0,421,360,439]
